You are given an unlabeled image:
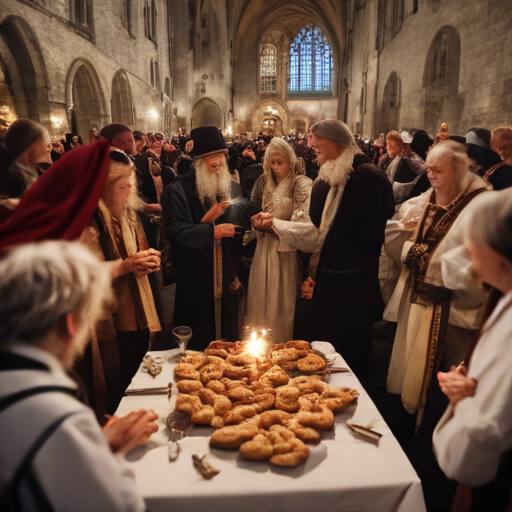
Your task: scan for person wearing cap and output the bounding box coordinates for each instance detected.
[161,126,246,349]
[385,130,429,206]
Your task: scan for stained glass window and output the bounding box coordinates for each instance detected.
[260,44,277,93]
[289,25,332,93]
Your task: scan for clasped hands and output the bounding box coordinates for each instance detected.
[438,364,478,406]
[251,212,274,233]
[116,249,162,278]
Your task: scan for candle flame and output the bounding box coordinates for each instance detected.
[246,337,265,358]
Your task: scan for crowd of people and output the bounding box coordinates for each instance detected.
[1,113,512,511]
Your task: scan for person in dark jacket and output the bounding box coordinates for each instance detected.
[253,120,395,379]
[161,126,244,350]
[486,126,512,190]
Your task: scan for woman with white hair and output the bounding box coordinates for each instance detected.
[246,137,312,342]
[433,189,512,512]
[386,140,490,432]
[0,241,156,512]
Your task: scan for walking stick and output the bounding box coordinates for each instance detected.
[213,238,223,340]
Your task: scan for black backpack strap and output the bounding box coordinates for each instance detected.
[1,410,81,512]
[0,386,77,414]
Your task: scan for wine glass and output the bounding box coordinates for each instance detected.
[172,326,192,360]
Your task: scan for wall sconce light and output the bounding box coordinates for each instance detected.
[149,108,158,120]
[51,116,61,129]
[173,107,178,116]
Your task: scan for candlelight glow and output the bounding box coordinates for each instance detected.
[246,331,266,358]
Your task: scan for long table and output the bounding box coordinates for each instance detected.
[116,344,426,512]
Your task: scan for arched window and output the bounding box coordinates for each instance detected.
[432,32,448,84]
[289,25,332,93]
[260,44,277,93]
[112,71,134,126]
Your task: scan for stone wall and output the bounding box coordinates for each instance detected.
[344,0,512,138]
[0,0,173,141]
[1,0,509,140]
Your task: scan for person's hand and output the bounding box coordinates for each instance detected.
[185,140,194,154]
[120,249,161,277]
[150,214,164,227]
[438,366,477,406]
[214,223,235,239]
[251,212,273,232]
[251,212,266,231]
[103,409,159,455]
[260,212,273,232]
[301,277,315,299]
[144,203,163,213]
[0,197,21,211]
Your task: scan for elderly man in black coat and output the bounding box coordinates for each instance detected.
[161,127,254,350]
[253,120,395,379]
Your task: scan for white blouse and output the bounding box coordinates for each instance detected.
[433,291,512,487]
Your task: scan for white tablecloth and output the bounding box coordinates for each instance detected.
[116,344,426,512]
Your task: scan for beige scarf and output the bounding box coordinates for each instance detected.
[98,200,161,333]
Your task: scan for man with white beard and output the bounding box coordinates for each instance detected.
[161,126,247,349]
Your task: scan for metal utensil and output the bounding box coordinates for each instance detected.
[317,367,351,375]
[165,410,191,461]
[124,382,173,398]
[347,422,383,440]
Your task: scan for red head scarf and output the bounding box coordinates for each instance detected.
[0,138,111,251]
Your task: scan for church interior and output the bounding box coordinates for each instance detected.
[1,2,512,512]
[1,0,510,139]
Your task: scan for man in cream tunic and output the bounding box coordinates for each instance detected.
[385,147,489,431]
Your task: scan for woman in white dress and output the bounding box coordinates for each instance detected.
[246,138,312,343]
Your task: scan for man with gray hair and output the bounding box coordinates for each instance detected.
[253,120,394,378]
[0,241,155,512]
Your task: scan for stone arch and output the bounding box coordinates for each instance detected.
[0,15,50,125]
[380,71,400,134]
[66,59,109,143]
[191,97,224,129]
[250,97,289,134]
[422,25,463,135]
[111,69,134,126]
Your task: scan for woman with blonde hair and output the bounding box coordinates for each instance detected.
[87,149,164,411]
[246,137,312,342]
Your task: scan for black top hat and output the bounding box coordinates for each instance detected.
[467,143,502,171]
[190,126,227,159]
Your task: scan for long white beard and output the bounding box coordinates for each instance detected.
[317,145,364,187]
[195,158,232,209]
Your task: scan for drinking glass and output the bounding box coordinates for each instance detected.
[172,326,192,361]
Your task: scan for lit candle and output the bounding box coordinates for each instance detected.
[246,331,266,358]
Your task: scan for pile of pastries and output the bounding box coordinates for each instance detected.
[173,340,358,467]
